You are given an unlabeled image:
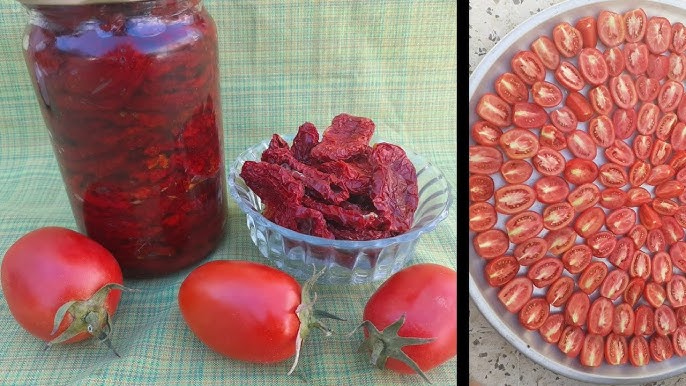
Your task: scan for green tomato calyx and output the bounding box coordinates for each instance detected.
[45,282,133,357]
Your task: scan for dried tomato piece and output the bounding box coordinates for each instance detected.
[310,113,376,162]
[318,159,374,196]
[291,122,319,163]
[240,161,305,206]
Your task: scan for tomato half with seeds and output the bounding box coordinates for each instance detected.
[564,158,599,186]
[543,202,575,231]
[598,10,626,47]
[644,281,666,308]
[626,187,651,207]
[580,333,604,367]
[500,159,533,185]
[606,139,635,167]
[565,291,591,327]
[604,46,626,77]
[512,102,547,129]
[578,261,609,294]
[574,206,606,238]
[562,244,593,274]
[469,145,503,175]
[659,80,684,113]
[567,130,597,160]
[568,183,600,212]
[494,184,536,215]
[588,296,614,336]
[599,187,628,210]
[660,215,683,243]
[588,85,614,116]
[499,128,539,159]
[656,112,678,141]
[646,16,672,54]
[539,313,565,344]
[513,237,548,266]
[530,35,560,70]
[639,203,662,230]
[556,62,586,92]
[629,335,651,366]
[637,102,659,135]
[469,175,494,202]
[624,42,649,75]
[613,303,635,337]
[673,326,686,357]
[484,255,519,288]
[647,228,667,253]
[600,268,629,301]
[527,256,564,288]
[558,325,585,358]
[469,202,497,232]
[579,47,609,85]
[605,207,636,236]
[668,275,686,308]
[494,72,529,105]
[647,164,675,185]
[673,22,686,53]
[472,229,509,260]
[510,50,546,86]
[533,176,568,205]
[605,333,628,366]
[546,276,574,307]
[505,211,543,244]
[631,251,652,280]
[635,304,655,336]
[635,75,660,102]
[539,125,567,151]
[609,237,634,271]
[553,22,583,58]
[550,106,578,133]
[668,53,686,81]
[471,121,503,147]
[598,163,628,188]
[650,335,674,362]
[587,231,617,258]
[628,224,648,249]
[610,74,638,109]
[518,297,550,331]
[652,198,679,217]
[497,276,534,313]
[545,226,578,255]
[531,81,563,107]
[612,107,637,140]
[588,115,615,147]
[655,180,685,199]
[647,53,670,80]
[576,16,598,48]
[532,147,566,176]
[624,8,647,43]
[652,251,673,284]
[671,122,686,151]
[677,307,686,327]
[476,93,512,128]
[624,277,646,307]
[671,150,686,170]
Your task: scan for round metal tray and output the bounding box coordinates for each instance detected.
[469,0,686,383]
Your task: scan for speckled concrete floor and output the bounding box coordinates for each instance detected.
[469,1,686,385]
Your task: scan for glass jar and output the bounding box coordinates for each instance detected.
[19,0,228,277]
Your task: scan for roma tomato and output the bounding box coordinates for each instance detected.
[668,275,686,308]
[647,53,670,80]
[527,257,564,288]
[646,16,672,54]
[495,184,536,214]
[588,114,615,147]
[500,159,534,185]
[532,147,566,176]
[469,202,497,232]
[568,183,600,212]
[499,128,539,159]
[476,93,512,128]
[531,35,560,70]
[623,43,649,75]
[564,158,599,186]
[608,237,634,271]
[650,334,674,362]
[543,202,575,231]
[494,72,529,105]
[553,22,583,58]
[604,46,626,77]
[610,74,638,109]
[531,81,563,107]
[579,47,609,85]
[588,85,614,116]
[659,80,684,112]
[587,296,614,336]
[518,297,550,331]
[600,268,629,301]
[178,260,335,372]
[635,304,655,336]
[598,163,628,188]
[578,261,608,294]
[565,91,593,122]
[513,237,548,266]
[550,106,578,133]
[668,53,686,81]
[471,121,503,147]
[605,207,636,236]
[533,176,568,204]
[0,227,125,353]
[656,112,678,141]
[546,276,575,307]
[605,333,629,365]
[636,75,660,102]
[469,145,503,175]
[556,62,586,92]
[539,125,567,151]
[469,175,494,202]
[624,8,647,43]
[565,291,591,327]
[574,206,606,238]
[576,16,598,48]
[612,107,637,140]
[598,10,626,47]
[600,187,628,210]
[472,229,510,260]
[562,244,593,274]
[580,333,605,367]
[511,50,546,85]
[360,263,457,381]
[567,130,597,160]
[558,325,585,358]
[539,313,565,344]
[629,335,651,366]
[512,102,548,129]
[673,22,686,53]
[673,326,686,357]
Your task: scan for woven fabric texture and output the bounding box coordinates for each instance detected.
[0,1,457,385]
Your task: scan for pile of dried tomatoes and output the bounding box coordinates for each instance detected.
[470,9,686,367]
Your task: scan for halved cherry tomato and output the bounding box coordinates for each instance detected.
[668,275,686,308]
[675,207,686,228]
[511,50,546,85]
[518,297,550,331]
[527,257,564,288]
[635,74,660,102]
[500,159,533,185]
[660,215,683,243]
[626,187,652,207]
[469,202,497,232]
[588,296,615,336]
[646,16,672,54]
[678,96,686,122]
[651,139,673,166]
[652,198,679,217]
[499,128,539,159]
[579,47,609,85]
[565,291,590,327]
[598,10,626,47]
[656,112,678,141]
[647,53,670,80]
[673,326,686,357]
[600,268,629,301]
[471,121,503,147]
[484,255,520,288]
[635,304,655,336]
[644,281,666,308]
[636,102,659,135]
[469,145,503,175]
[574,206,606,238]
[558,325,585,358]
[672,22,686,53]
[658,80,684,112]
[628,224,648,249]
[671,150,686,170]
[629,160,651,186]
[656,180,685,199]
[476,93,512,128]
[531,81,563,107]
[605,333,629,365]
[647,227,666,253]
[668,53,686,81]
[512,102,547,129]
[497,276,533,313]
[513,237,548,266]
[555,62,586,92]
[609,74,638,109]
[542,202,575,231]
[473,229,509,260]
[532,147,566,176]
[624,8,647,43]
[671,122,686,151]
[652,251,673,284]
[629,335,651,366]
[578,261,608,294]
[546,276,574,307]
[598,163,628,188]
[533,176,569,204]
[588,85,614,116]
[605,207,636,235]
[568,183,600,212]
[576,16,598,48]
[567,130,597,160]
[530,35,560,70]
[539,125,567,151]
[544,226,577,255]
[605,139,635,167]
[599,187,628,210]
[550,106,578,133]
[624,277,646,307]
[564,158,599,186]
[608,237,634,271]
[580,333,605,367]
[562,244,593,274]
[494,72,529,105]
[553,22,583,58]
[639,203,663,230]
[469,175,494,202]
[613,303,635,337]
[588,115,615,147]
[677,307,686,327]
[505,211,543,244]
[631,250,652,280]
[624,42,649,75]
[646,164,675,185]
[604,46,626,77]
[587,231,617,258]
[612,107,637,140]
[655,304,678,337]
[539,313,565,344]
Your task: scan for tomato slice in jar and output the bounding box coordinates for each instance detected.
[539,124,567,151]
[469,145,504,175]
[578,261,609,294]
[605,333,629,366]
[673,22,686,53]
[497,276,534,313]
[635,304,655,336]
[505,211,544,244]
[564,158,599,186]
[494,72,529,105]
[574,206,606,238]
[588,85,614,116]
[530,35,560,70]
[624,8,648,43]
[476,93,512,128]
[558,325,585,358]
[646,16,672,54]
[533,176,569,204]
[484,255,520,288]
[546,276,575,307]
[604,46,626,77]
[565,291,591,327]
[629,335,651,366]
[527,257,564,288]
[587,296,615,336]
[518,297,550,331]
[553,22,583,58]
[562,244,593,274]
[598,10,626,47]
[600,268,630,301]
[658,79,684,112]
[580,333,605,367]
[613,302,636,337]
[471,120,503,147]
[599,187,628,210]
[579,47,609,85]
[531,81,563,108]
[549,106,578,133]
[576,16,598,48]
[623,42,649,75]
[556,62,586,92]
[609,237,635,271]
[499,128,539,159]
[635,74,660,102]
[539,313,565,344]
[605,207,636,236]
[542,202,575,231]
[469,202,497,232]
[612,107,637,140]
[473,229,510,260]
[513,237,548,266]
[511,50,546,86]
[532,147,566,176]
[668,274,686,308]
[500,159,534,185]
[568,183,600,212]
[610,74,638,109]
[567,130,597,160]
[512,102,548,129]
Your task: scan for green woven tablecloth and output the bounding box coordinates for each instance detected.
[0,1,457,385]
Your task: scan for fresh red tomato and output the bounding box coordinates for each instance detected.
[513,237,548,266]
[469,145,503,175]
[546,275,574,307]
[505,211,544,244]
[639,203,663,230]
[600,268,629,301]
[624,8,647,43]
[635,75,660,102]
[637,102,659,135]
[476,93,512,128]
[558,325,585,358]
[550,106,578,133]
[533,176,568,204]
[659,80,684,112]
[0,227,124,352]
[600,187,628,210]
[605,207,636,235]
[576,16,598,48]
[587,296,614,336]
[629,160,651,186]
[471,121,503,147]
[564,158,599,186]
[567,129,597,160]
[629,335,651,366]
[531,81,563,107]
[646,16,672,54]
[498,276,534,314]
[553,22,583,58]
[656,180,686,199]
[542,202,575,231]
[656,112,678,141]
[609,237,634,271]
[562,244,593,274]
[512,102,548,129]
[518,297,550,331]
[647,53,670,80]
[539,124,567,151]
[629,224,648,249]
[544,226,578,255]
[556,62,586,92]
[499,128,539,159]
[673,326,686,357]
[588,85,614,116]
[586,231,617,258]
[530,35,560,70]
[652,251,674,284]
[598,163,628,188]
[472,229,510,260]
[647,164,676,185]
[610,74,638,109]
[672,22,686,53]
[624,277,646,307]
[650,334,674,362]
[511,50,546,85]
[679,96,686,122]
[612,107,637,140]
[606,139,636,167]
[604,46,626,77]
[677,306,686,326]
[580,333,605,367]
[579,47,609,85]
[644,281,667,308]
[651,139,673,166]
[494,72,529,105]
[500,159,533,185]
[539,313,565,344]
[469,202,497,232]
[605,333,629,365]
[613,302,636,336]
[469,175,494,202]
[647,228,667,253]
[671,122,686,151]
[568,183,600,212]
[635,304,655,336]
[598,10,626,47]
[668,53,686,81]
[660,215,683,243]
[532,147,566,176]
[631,250,652,280]
[360,263,457,381]
[527,257,564,288]
[668,274,686,307]
[565,291,591,327]
[588,114,615,147]
[494,184,536,214]
[574,206,606,238]
[627,187,652,207]
[623,42,649,75]
[654,304,678,337]
[578,261,609,294]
